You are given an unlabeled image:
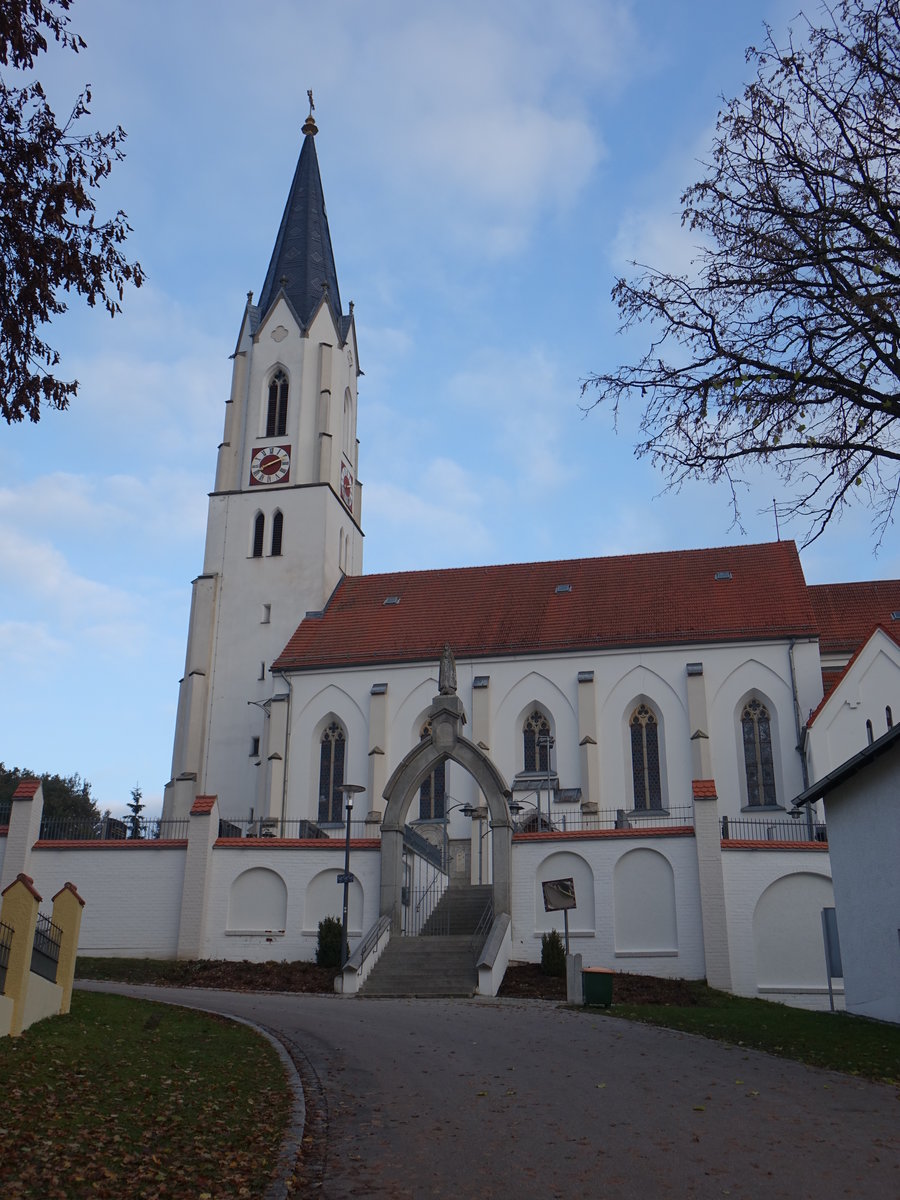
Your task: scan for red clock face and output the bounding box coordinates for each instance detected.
[340,462,353,510]
[250,445,291,485]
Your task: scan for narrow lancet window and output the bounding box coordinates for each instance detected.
[266,370,289,439]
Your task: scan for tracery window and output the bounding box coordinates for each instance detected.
[252,512,265,558]
[418,720,445,820]
[266,370,289,439]
[317,722,346,823]
[523,711,551,773]
[630,703,662,810]
[741,698,777,806]
[271,510,284,557]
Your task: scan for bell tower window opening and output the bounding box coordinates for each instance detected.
[741,698,777,806]
[630,703,662,810]
[317,721,346,823]
[418,720,445,820]
[342,388,353,458]
[252,512,265,558]
[523,710,551,773]
[266,370,289,439]
[271,510,284,557]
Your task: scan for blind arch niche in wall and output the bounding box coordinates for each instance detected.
[227,867,287,932]
[613,848,677,953]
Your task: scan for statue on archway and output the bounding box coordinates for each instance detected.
[438,643,457,695]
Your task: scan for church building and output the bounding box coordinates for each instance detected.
[7,110,897,1008]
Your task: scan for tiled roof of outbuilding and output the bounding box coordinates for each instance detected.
[808,581,900,656]
[273,541,817,673]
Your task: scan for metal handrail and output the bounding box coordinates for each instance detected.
[471,896,494,954]
[344,914,391,973]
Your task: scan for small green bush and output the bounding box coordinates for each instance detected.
[541,929,566,977]
[316,915,343,967]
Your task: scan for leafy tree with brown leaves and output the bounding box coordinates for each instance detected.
[0,0,143,424]
[583,0,900,546]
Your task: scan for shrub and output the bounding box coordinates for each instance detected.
[316,916,343,968]
[540,929,566,977]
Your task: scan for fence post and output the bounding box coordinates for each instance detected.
[0,779,44,893]
[51,882,86,1015]
[692,779,734,992]
[0,874,42,1037]
[176,794,219,959]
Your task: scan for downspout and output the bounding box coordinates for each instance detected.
[272,668,293,825]
[788,639,815,838]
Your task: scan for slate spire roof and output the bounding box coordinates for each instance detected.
[256,110,345,332]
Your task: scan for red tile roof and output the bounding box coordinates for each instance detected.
[808,581,900,657]
[190,795,217,816]
[274,541,818,672]
[692,780,718,799]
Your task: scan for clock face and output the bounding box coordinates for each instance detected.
[340,461,353,510]
[250,444,291,486]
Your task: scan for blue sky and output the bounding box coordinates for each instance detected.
[2,0,897,816]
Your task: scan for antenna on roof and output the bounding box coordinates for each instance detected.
[772,498,781,541]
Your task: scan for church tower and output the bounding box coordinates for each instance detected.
[162,106,363,823]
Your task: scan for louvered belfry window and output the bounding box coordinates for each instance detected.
[266,370,289,439]
[252,512,265,558]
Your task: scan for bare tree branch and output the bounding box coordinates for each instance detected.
[583,0,900,546]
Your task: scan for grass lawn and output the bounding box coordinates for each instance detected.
[605,984,900,1086]
[0,991,292,1200]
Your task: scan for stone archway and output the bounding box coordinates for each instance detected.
[380,682,512,932]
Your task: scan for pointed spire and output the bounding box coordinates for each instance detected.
[256,93,343,329]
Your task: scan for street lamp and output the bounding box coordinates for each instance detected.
[337,783,365,968]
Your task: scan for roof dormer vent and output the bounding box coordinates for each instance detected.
[892,611,900,621]
[383,595,400,606]
[555,584,572,594]
[714,571,733,581]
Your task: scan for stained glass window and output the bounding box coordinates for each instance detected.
[523,711,551,773]
[317,722,346,823]
[418,721,445,820]
[630,704,662,810]
[741,698,777,806]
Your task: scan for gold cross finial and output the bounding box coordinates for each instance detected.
[302,90,318,136]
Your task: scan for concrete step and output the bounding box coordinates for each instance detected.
[361,933,479,997]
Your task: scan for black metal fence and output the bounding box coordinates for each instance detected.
[30,912,61,983]
[721,815,827,843]
[513,805,695,834]
[216,817,376,840]
[38,815,189,841]
[0,920,13,993]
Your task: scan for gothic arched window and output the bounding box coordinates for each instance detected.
[266,370,289,439]
[317,722,346,823]
[630,703,662,810]
[271,510,283,557]
[741,698,777,807]
[252,512,265,558]
[418,720,445,820]
[342,388,353,458]
[523,710,551,773]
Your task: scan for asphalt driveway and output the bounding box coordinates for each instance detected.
[77,984,899,1199]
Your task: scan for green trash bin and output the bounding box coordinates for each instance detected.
[582,967,614,1007]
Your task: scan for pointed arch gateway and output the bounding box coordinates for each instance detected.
[380,648,513,931]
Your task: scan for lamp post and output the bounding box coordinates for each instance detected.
[442,798,476,875]
[337,783,365,968]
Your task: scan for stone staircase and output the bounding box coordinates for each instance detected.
[361,885,492,997]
